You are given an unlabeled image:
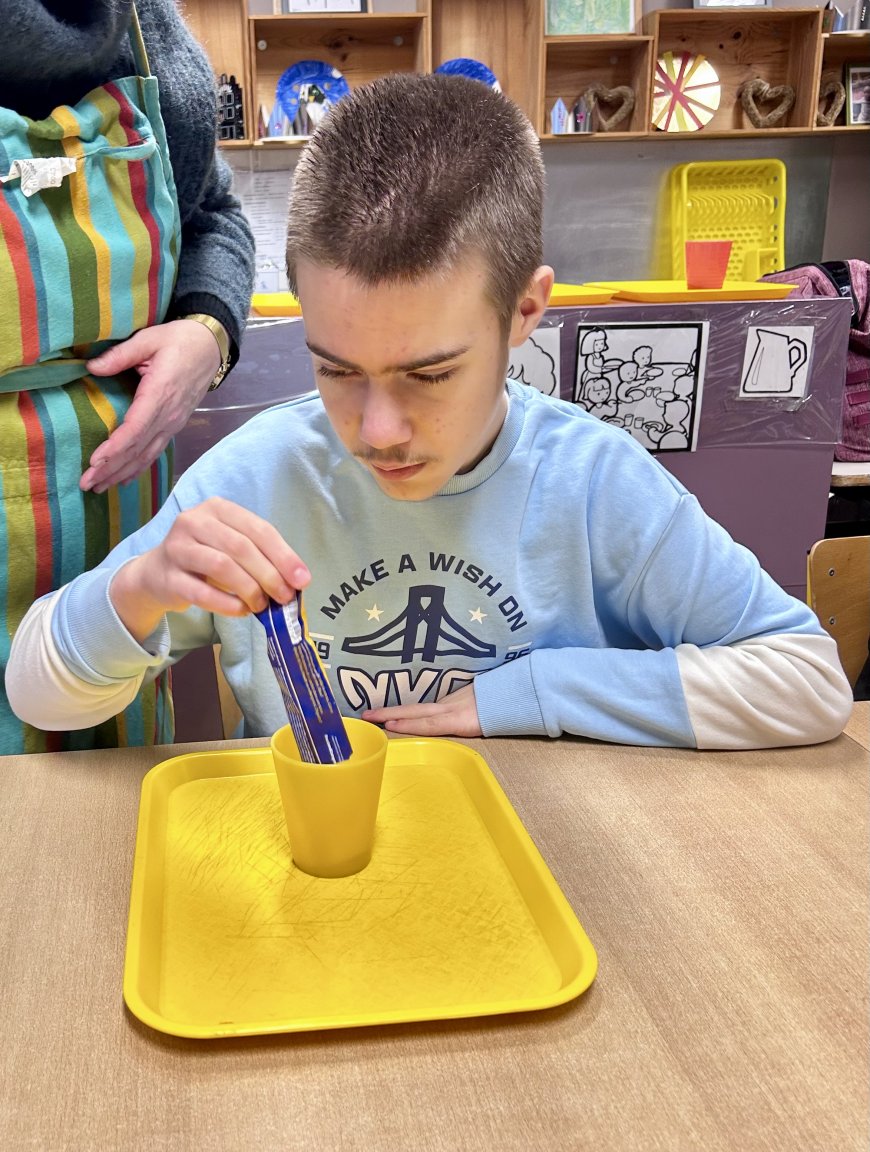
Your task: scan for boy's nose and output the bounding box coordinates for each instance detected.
[359,386,412,450]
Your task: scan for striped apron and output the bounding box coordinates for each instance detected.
[0,10,181,753]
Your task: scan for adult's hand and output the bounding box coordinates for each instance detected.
[110,497,310,644]
[80,319,223,492]
[362,684,482,738]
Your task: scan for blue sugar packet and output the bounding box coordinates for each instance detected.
[256,594,352,764]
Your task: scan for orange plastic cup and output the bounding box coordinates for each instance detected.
[685,240,733,289]
[271,717,387,878]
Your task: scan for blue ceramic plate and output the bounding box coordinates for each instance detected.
[276,60,351,123]
[435,58,500,90]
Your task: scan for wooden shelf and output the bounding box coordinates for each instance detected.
[184,0,252,144]
[643,8,823,133]
[185,2,865,148]
[813,124,870,134]
[544,35,653,134]
[431,0,543,129]
[250,11,428,135]
[540,131,645,142]
[818,30,870,128]
[542,124,870,143]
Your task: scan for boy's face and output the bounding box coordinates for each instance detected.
[296,256,552,501]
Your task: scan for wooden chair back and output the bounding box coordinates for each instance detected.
[807,536,870,688]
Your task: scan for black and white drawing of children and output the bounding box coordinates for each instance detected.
[632,345,663,385]
[574,328,621,401]
[580,376,618,421]
[644,396,691,450]
[615,361,644,403]
[572,323,705,451]
[671,348,697,398]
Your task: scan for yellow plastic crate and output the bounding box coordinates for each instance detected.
[669,159,786,282]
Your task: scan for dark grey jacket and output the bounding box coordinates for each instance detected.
[1,0,255,357]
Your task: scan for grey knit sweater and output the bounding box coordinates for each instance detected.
[1,0,255,356]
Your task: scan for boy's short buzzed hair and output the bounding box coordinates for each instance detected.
[286,72,545,329]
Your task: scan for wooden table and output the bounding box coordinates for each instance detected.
[844,701,869,751]
[2,707,867,1151]
[832,462,870,489]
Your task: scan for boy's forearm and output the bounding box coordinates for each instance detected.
[474,633,852,750]
[110,556,168,644]
[6,592,146,731]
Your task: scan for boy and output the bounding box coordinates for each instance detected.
[7,74,851,748]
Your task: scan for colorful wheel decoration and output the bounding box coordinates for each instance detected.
[652,51,721,133]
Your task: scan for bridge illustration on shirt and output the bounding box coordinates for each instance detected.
[341,585,496,663]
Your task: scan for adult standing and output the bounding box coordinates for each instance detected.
[0,0,255,753]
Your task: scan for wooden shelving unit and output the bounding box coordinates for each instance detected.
[183,2,870,146]
[430,0,543,128]
[643,7,823,134]
[543,35,652,135]
[817,31,870,129]
[250,11,429,135]
[184,0,252,142]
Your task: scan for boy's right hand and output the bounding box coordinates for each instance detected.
[110,497,311,643]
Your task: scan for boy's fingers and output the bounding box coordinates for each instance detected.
[173,571,250,618]
[167,507,304,608]
[363,685,480,737]
[201,498,311,587]
[168,536,283,612]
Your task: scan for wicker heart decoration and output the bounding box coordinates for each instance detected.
[739,79,795,129]
[582,83,635,131]
[816,78,846,127]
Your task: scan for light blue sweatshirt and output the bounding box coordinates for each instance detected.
[18,381,852,748]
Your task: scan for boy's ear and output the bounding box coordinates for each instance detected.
[509,266,555,347]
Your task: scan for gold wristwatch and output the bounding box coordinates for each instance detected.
[182,313,232,390]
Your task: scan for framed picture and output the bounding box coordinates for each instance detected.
[572,322,709,453]
[846,65,870,125]
[692,0,770,7]
[285,1,367,12]
[546,0,637,36]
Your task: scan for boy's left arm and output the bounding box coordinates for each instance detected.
[368,493,852,749]
[483,493,852,749]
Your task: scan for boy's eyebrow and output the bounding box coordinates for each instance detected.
[306,341,470,373]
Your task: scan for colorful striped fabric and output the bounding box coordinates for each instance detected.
[0,57,181,753]
[0,73,179,379]
[0,376,174,753]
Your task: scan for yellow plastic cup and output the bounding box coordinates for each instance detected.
[270,717,387,878]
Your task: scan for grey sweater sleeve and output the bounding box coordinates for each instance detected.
[167,149,256,357]
[0,0,256,356]
[140,0,256,355]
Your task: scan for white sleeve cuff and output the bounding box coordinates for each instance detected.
[676,632,853,749]
[7,591,147,731]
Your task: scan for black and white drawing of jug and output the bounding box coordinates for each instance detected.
[743,328,809,393]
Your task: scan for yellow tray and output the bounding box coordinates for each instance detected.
[549,283,615,305]
[250,291,302,316]
[587,279,796,303]
[252,285,615,314]
[123,739,597,1038]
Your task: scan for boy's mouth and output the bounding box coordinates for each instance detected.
[369,462,426,482]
